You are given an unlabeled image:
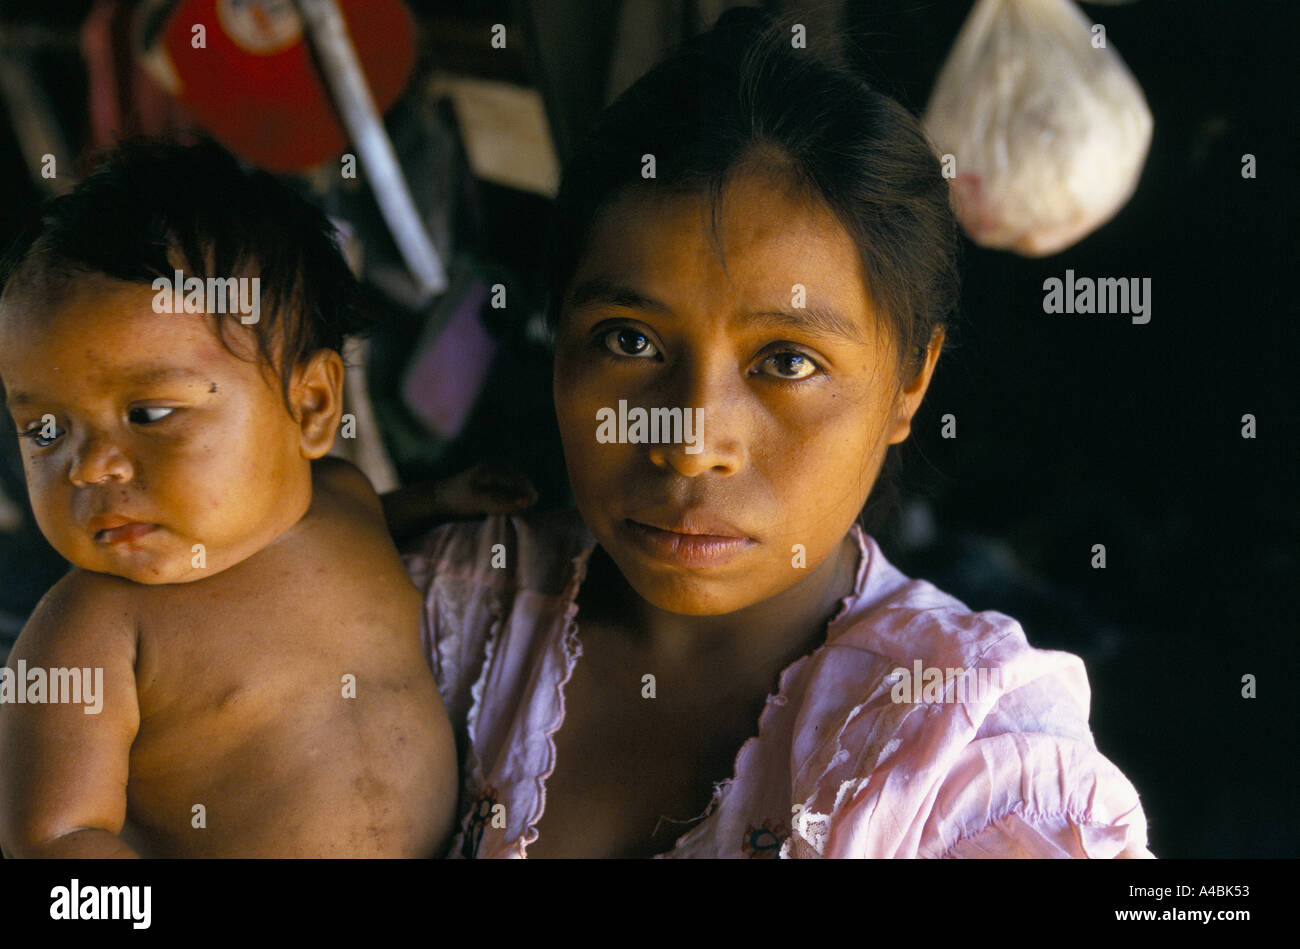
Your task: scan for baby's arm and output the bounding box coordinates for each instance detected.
[0,570,142,858]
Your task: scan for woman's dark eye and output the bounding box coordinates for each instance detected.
[760,351,819,381]
[601,327,659,359]
[128,406,175,425]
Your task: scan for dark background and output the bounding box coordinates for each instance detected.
[0,0,1294,858]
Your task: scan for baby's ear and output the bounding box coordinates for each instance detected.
[290,349,345,459]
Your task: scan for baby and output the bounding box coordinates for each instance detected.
[0,141,457,857]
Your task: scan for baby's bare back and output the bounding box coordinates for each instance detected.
[116,461,455,856]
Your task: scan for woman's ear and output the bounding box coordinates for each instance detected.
[289,348,345,459]
[886,327,944,446]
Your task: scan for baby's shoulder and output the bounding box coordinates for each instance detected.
[12,567,139,662]
[33,567,140,623]
[302,458,399,563]
[312,456,383,520]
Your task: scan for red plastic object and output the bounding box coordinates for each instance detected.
[157,0,416,173]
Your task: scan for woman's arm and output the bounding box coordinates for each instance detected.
[381,462,537,544]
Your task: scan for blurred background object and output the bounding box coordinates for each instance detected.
[923,0,1153,256]
[0,0,1293,858]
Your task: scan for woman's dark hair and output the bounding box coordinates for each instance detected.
[544,6,962,536]
[0,137,371,414]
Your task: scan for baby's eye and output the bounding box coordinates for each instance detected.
[758,351,820,381]
[19,420,64,448]
[601,327,659,359]
[128,406,176,425]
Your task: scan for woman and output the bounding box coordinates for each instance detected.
[402,7,1153,859]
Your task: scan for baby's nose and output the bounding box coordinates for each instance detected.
[69,435,134,486]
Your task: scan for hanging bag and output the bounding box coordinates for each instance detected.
[923,0,1153,256]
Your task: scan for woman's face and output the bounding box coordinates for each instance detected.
[553,161,941,615]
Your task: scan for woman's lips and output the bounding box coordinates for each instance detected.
[622,518,755,567]
[95,522,158,545]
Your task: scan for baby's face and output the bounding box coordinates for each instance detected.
[0,274,319,584]
[553,163,938,615]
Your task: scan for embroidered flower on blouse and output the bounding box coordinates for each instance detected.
[742,820,787,858]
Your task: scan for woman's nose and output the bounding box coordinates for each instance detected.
[646,358,748,477]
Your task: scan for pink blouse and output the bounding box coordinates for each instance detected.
[402,510,1155,858]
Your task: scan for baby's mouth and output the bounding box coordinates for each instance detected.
[93,522,159,545]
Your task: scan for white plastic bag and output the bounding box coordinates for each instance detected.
[922,0,1153,256]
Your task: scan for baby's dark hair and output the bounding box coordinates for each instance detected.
[0,138,370,414]
[544,6,962,534]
